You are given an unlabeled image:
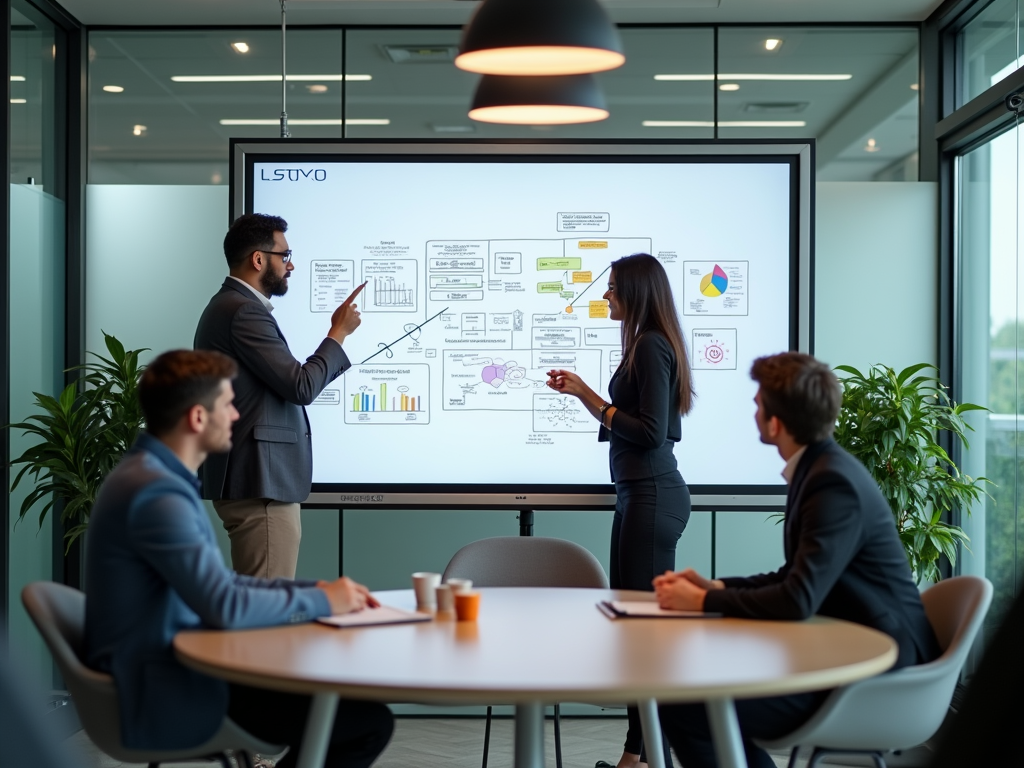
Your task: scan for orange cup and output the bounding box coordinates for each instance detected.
[454,591,481,621]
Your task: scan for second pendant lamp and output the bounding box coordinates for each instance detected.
[469,74,609,125]
[456,0,625,76]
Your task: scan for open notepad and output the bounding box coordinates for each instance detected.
[317,605,433,629]
[598,601,722,619]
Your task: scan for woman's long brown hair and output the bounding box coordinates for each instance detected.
[612,253,694,415]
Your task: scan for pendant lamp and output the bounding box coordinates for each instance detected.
[456,0,625,76]
[468,74,609,125]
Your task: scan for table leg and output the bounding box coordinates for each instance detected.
[637,699,666,768]
[513,702,545,768]
[296,692,339,768]
[706,697,748,768]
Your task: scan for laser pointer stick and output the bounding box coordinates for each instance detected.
[359,306,450,365]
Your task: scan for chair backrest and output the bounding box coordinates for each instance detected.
[921,575,993,665]
[21,582,126,756]
[443,536,609,588]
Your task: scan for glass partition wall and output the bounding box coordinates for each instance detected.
[88,25,919,183]
[6,0,68,685]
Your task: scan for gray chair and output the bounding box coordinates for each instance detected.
[757,575,993,768]
[21,581,284,768]
[443,536,609,768]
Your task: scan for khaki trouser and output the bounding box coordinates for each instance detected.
[213,498,302,579]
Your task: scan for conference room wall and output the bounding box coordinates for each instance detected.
[84,181,937,597]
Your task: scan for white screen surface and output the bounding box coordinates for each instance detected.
[249,156,794,489]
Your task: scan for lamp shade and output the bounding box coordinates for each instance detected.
[456,0,625,76]
[469,74,609,125]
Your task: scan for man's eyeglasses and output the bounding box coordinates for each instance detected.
[259,249,293,264]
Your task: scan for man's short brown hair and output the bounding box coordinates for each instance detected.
[139,350,238,437]
[750,352,841,445]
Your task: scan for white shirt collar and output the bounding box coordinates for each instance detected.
[781,446,808,484]
[228,275,274,312]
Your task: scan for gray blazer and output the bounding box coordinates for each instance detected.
[194,279,350,502]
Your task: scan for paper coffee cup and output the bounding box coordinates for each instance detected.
[412,572,441,609]
[446,578,473,594]
[435,583,454,612]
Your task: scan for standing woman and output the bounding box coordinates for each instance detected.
[546,252,694,768]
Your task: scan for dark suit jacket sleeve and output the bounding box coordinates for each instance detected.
[230,302,350,406]
[704,469,864,620]
[606,333,674,448]
[128,483,331,628]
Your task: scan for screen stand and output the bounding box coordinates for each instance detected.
[518,510,534,537]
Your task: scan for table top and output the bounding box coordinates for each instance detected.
[174,588,897,704]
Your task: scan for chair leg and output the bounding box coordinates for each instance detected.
[236,751,254,768]
[807,747,827,768]
[785,747,800,768]
[553,703,563,768]
[481,705,492,768]
[807,748,887,768]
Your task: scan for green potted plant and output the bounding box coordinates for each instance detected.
[833,362,989,584]
[7,332,147,550]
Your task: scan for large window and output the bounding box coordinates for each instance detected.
[958,0,1023,108]
[88,26,918,184]
[958,126,1023,628]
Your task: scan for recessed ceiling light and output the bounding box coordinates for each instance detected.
[10,75,25,81]
[642,120,806,128]
[765,39,782,51]
[865,138,879,152]
[432,124,476,133]
[218,118,389,126]
[102,85,124,93]
[719,83,740,91]
[654,73,851,82]
[306,84,328,94]
[231,42,250,54]
[910,83,919,90]
[10,98,26,104]
[132,124,147,136]
[172,74,370,83]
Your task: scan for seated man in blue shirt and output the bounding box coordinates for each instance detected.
[85,349,393,768]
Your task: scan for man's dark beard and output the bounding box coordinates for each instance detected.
[260,267,289,297]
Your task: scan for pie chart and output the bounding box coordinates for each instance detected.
[700,264,729,297]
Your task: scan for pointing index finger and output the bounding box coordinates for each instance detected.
[343,281,368,306]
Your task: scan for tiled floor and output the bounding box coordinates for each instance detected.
[66,716,932,768]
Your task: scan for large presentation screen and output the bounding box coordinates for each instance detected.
[236,141,812,507]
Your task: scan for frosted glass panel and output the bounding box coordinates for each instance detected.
[8,184,65,686]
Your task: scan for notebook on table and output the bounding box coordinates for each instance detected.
[317,605,433,628]
[597,601,722,619]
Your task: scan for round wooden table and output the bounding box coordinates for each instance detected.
[175,588,897,768]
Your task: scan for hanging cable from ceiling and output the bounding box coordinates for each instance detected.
[280,0,290,138]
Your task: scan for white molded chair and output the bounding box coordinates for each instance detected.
[443,536,609,768]
[22,581,284,768]
[757,575,993,768]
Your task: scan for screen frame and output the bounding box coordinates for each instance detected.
[231,138,814,510]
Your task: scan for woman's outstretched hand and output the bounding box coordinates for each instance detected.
[546,369,590,399]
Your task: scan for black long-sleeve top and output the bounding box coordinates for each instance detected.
[599,331,681,482]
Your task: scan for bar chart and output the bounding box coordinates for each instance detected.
[345,364,430,424]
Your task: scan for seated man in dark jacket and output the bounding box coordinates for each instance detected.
[85,349,392,768]
[654,351,940,768]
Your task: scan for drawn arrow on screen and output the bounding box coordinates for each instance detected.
[360,306,450,365]
[566,264,611,311]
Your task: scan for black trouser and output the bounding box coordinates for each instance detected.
[610,470,690,763]
[658,691,829,768]
[227,684,394,768]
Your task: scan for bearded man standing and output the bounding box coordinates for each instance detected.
[195,213,363,578]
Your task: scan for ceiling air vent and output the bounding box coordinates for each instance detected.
[382,45,459,64]
[743,102,809,114]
